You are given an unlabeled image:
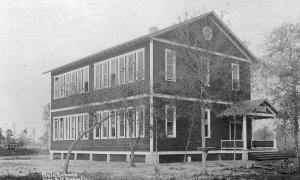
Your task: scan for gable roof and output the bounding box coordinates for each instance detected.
[43,11,258,74]
[218,99,278,118]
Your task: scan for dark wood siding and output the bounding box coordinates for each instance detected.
[152,40,251,102]
[153,97,230,151]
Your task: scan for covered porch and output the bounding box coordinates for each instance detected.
[218,99,278,151]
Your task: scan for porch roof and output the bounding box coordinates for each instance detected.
[218,99,278,119]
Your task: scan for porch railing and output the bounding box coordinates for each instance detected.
[221,140,244,150]
[251,140,274,148]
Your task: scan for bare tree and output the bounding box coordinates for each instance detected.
[154,11,250,174]
[261,21,300,170]
[62,72,151,173]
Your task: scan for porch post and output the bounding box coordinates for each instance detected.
[243,116,247,150]
[274,131,277,149]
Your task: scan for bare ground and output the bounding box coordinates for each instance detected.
[0,155,299,179]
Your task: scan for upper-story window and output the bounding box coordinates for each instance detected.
[94,48,145,90]
[232,63,240,91]
[165,105,176,137]
[165,49,176,81]
[204,109,211,138]
[54,66,89,99]
[197,57,210,86]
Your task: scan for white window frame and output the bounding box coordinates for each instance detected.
[94,63,101,90]
[101,111,109,139]
[118,110,126,138]
[76,114,82,140]
[54,77,59,99]
[109,58,118,87]
[203,57,210,87]
[136,49,145,81]
[64,116,70,140]
[165,105,176,138]
[119,56,126,85]
[53,118,59,141]
[136,106,145,138]
[65,73,70,97]
[70,115,76,140]
[109,110,117,138]
[77,69,83,93]
[82,114,89,140]
[59,117,64,140]
[165,49,176,81]
[127,53,135,83]
[205,109,211,138]
[94,48,145,88]
[83,67,89,92]
[53,66,89,99]
[94,112,101,139]
[232,63,240,91]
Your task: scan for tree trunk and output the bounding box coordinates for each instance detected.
[184,104,196,163]
[128,122,136,167]
[155,117,158,164]
[233,115,236,170]
[201,106,207,175]
[293,117,300,171]
[130,146,135,167]
[63,125,95,174]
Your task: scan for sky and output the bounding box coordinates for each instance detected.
[0,0,299,138]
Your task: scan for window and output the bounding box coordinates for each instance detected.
[203,58,210,86]
[59,76,65,98]
[165,105,176,137]
[64,117,70,140]
[110,111,116,138]
[94,112,101,139]
[95,64,101,89]
[71,116,76,140]
[54,78,59,99]
[77,115,83,138]
[232,63,240,90]
[165,49,176,81]
[83,67,89,92]
[77,69,83,93]
[204,109,211,138]
[110,59,118,87]
[136,107,145,137]
[83,114,89,139]
[65,73,70,96]
[136,51,144,80]
[119,56,126,84]
[118,111,125,138]
[101,111,109,138]
[71,71,76,94]
[54,118,58,140]
[53,66,89,99]
[94,49,144,89]
[103,61,109,88]
[59,118,64,140]
[127,54,135,82]
[127,109,136,138]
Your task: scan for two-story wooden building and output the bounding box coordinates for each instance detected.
[45,11,279,163]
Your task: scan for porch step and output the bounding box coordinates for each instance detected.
[249,151,286,161]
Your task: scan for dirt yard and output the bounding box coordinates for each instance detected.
[0,155,299,179]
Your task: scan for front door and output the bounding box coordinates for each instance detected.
[230,123,242,140]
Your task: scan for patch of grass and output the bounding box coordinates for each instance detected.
[0,172,42,180]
